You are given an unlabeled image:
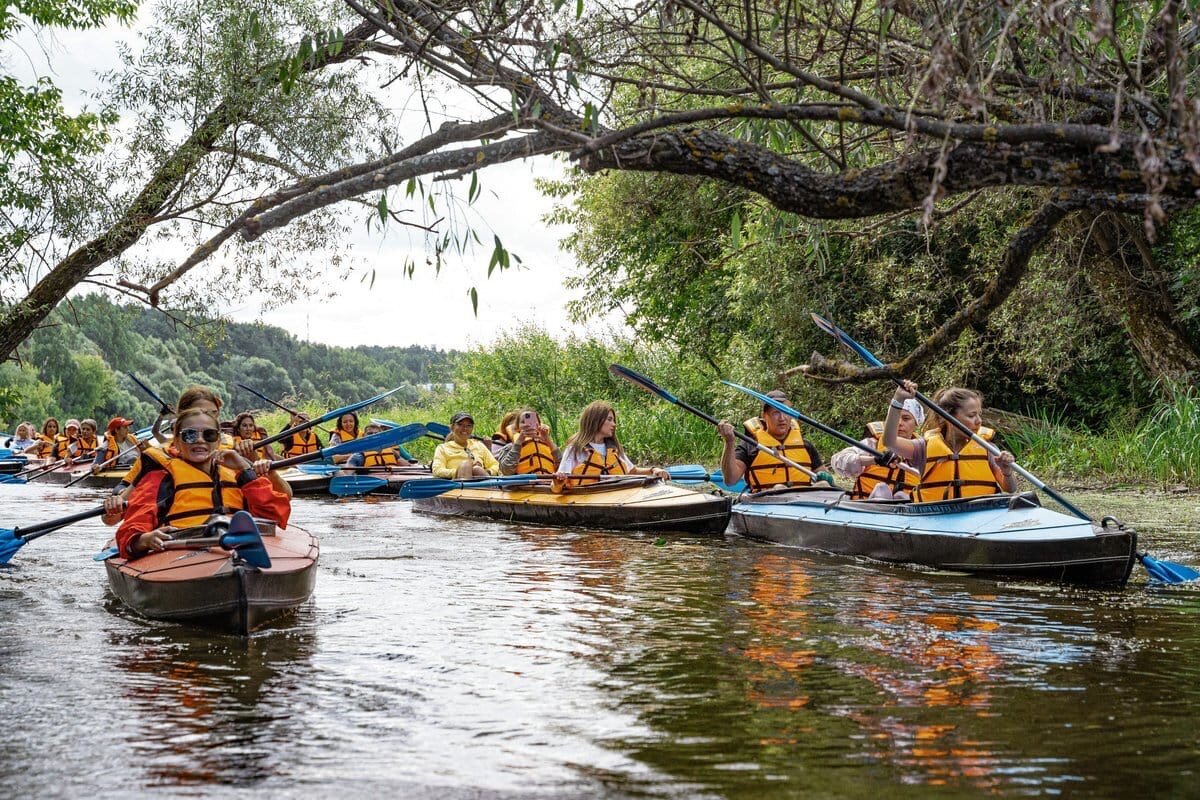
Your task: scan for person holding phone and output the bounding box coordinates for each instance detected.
[496,408,560,475]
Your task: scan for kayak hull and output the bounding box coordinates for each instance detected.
[283,465,433,495]
[413,477,732,534]
[71,469,127,490]
[730,488,1137,587]
[104,524,319,635]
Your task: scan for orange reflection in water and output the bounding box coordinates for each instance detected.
[740,553,815,710]
[841,587,1006,791]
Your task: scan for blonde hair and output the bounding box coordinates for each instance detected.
[929,387,983,440]
[177,385,223,415]
[173,407,221,436]
[497,410,520,441]
[566,401,623,458]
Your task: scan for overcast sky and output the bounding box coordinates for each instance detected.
[9,14,623,352]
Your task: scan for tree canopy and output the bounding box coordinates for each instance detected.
[2,0,1198,388]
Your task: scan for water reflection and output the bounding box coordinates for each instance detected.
[105,610,316,787]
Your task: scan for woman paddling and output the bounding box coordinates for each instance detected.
[28,418,62,458]
[883,380,1017,501]
[112,407,291,559]
[557,401,667,485]
[432,412,500,479]
[233,412,278,461]
[831,398,924,500]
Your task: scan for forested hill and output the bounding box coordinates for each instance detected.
[0,294,457,428]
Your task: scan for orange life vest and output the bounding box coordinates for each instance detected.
[360,448,400,467]
[744,417,813,491]
[850,422,917,500]
[284,429,320,457]
[160,458,247,528]
[915,427,1001,502]
[516,438,557,475]
[75,435,98,459]
[570,443,627,485]
[234,434,271,459]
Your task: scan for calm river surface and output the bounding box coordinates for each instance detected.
[1,483,1198,798]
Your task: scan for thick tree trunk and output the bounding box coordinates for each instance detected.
[1080,212,1200,385]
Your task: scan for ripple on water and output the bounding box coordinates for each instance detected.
[1,484,1199,796]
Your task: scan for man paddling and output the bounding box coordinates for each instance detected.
[717,389,833,491]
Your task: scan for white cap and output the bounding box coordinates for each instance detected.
[902,398,925,425]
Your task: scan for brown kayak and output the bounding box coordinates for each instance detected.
[104,522,319,635]
[413,475,732,534]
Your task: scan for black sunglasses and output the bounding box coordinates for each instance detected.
[179,427,221,444]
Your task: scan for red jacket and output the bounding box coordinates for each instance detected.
[116,468,291,558]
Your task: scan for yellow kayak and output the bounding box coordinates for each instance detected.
[412,476,731,534]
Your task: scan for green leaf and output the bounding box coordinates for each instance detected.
[377,193,388,223]
[730,209,742,249]
[468,286,479,316]
[468,171,479,203]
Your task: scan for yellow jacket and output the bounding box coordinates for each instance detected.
[432,439,499,478]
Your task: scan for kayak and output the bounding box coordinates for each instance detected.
[78,468,129,489]
[104,521,319,635]
[279,466,334,495]
[328,465,433,496]
[729,487,1137,586]
[412,475,732,534]
[281,464,433,495]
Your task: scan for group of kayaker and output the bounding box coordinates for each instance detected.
[419,377,1017,502]
[7,370,1019,563]
[431,401,669,485]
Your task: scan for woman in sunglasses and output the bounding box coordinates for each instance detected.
[113,407,292,559]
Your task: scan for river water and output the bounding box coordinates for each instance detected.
[1,483,1198,798]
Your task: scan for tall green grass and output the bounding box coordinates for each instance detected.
[1007,390,1200,486]
[242,329,1200,488]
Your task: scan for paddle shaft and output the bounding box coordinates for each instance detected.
[812,314,1092,521]
[127,372,174,413]
[236,383,336,435]
[14,505,107,541]
[663,395,821,481]
[251,385,403,452]
[270,425,425,470]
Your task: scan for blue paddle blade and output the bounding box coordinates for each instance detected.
[1139,552,1200,584]
[425,421,449,437]
[608,364,680,403]
[0,475,27,484]
[93,546,119,561]
[329,475,389,496]
[666,464,710,482]
[810,313,886,368]
[321,423,426,458]
[221,511,271,569]
[711,469,747,494]
[722,380,804,419]
[0,534,25,564]
[399,474,542,499]
[296,463,339,475]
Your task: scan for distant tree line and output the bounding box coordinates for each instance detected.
[0,293,456,428]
